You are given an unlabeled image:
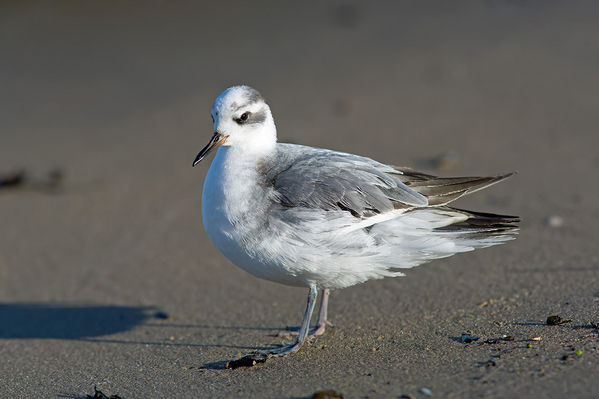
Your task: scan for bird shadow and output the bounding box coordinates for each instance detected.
[0,303,151,339]
[0,302,293,374]
[0,302,287,356]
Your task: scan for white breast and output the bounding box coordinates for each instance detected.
[201,146,297,283]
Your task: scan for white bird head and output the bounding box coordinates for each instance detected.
[193,85,277,166]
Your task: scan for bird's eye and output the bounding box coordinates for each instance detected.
[240,113,249,121]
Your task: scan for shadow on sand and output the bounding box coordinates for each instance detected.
[0,303,285,372]
[0,303,151,339]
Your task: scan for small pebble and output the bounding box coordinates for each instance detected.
[461,334,479,343]
[545,215,563,228]
[420,387,432,397]
[154,311,169,319]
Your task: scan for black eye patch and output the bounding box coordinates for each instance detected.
[235,110,267,125]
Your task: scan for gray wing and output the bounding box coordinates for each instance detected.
[393,167,516,206]
[265,144,516,219]
[267,145,428,217]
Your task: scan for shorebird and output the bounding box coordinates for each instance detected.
[193,85,519,356]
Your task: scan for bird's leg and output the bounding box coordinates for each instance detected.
[311,288,333,336]
[276,288,333,338]
[258,285,318,356]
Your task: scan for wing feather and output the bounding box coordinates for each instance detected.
[264,144,515,218]
[392,167,516,206]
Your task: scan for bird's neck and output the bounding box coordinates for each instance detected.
[202,145,274,226]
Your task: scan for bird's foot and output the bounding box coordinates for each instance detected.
[276,319,333,339]
[309,319,334,336]
[256,341,305,357]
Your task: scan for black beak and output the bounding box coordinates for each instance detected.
[192,132,228,166]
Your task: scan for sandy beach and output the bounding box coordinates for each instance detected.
[1,1,598,397]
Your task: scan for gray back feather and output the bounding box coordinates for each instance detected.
[261,144,428,218]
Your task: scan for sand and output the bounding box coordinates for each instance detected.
[1,1,598,398]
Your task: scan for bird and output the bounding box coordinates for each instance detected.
[193,85,519,356]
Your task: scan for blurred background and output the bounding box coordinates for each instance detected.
[1,1,598,397]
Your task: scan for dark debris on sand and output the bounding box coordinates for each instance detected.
[547,315,573,325]
[461,333,479,343]
[86,386,123,399]
[225,353,270,369]
[0,168,63,192]
[311,390,344,399]
[0,170,26,188]
[482,335,515,344]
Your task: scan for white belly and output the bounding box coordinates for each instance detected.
[201,147,311,286]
